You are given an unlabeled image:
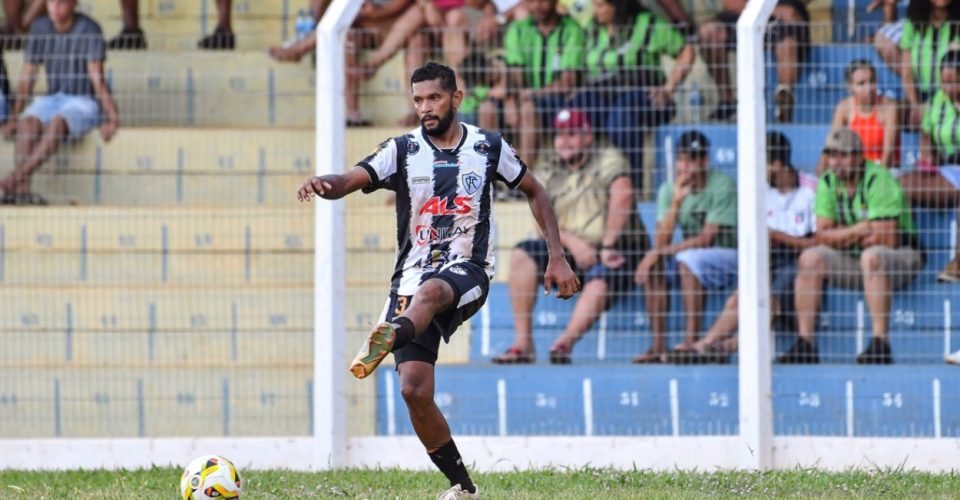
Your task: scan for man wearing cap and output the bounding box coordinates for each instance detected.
[492,108,649,364]
[779,127,924,365]
[670,131,817,363]
[632,130,738,363]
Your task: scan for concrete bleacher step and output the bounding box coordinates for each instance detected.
[472,283,732,363]
[0,127,421,206]
[0,366,312,438]
[376,364,960,437]
[5,51,316,127]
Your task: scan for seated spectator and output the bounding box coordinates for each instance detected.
[632,131,738,363]
[698,0,811,122]
[670,132,817,364]
[779,128,923,365]
[491,108,648,364]
[871,0,905,75]
[0,0,119,204]
[107,0,238,50]
[821,59,899,171]
[270,0,423,127]
[571,0,694,190]
[502,0,584,167]
[898,0,960,127]
[459,51,514,133]
[901,49,960,281]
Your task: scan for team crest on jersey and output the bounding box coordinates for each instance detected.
[407,138,420,155]
[461,172,482,195]
[473,139,490,155]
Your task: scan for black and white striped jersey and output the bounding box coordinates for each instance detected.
[357,123,527,295]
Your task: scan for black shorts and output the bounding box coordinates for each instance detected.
[388,261,490,366]
[516,239,643,295]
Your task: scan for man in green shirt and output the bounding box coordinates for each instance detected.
[778,128,924,365]
[632,130,738,363]
[503,0,585,166]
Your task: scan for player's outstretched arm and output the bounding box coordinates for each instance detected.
[516,171,581,299]
[297,167,372,202]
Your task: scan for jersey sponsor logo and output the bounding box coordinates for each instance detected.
[461,172,482,195]
[412,176,431,185]
[419,196,472,215]
[415,224,471,246]
[473,139,490,155]
[448,266,468,276]
[433,159,460,169]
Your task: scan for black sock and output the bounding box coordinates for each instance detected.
[428,439,475,493]
[391,316,416,350]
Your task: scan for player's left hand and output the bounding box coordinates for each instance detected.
[544,257,580,299]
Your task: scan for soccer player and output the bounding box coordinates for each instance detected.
[297,62,580,499]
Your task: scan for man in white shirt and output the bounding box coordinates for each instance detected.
[670,131,817,363]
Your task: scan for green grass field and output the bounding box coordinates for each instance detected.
[2,468,960,499]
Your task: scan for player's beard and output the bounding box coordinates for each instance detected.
[422,107,456,137]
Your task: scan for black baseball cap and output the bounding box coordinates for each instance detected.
[766,131,792,167]
[675,130,710,157]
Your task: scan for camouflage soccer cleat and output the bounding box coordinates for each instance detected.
[349,322,397,379]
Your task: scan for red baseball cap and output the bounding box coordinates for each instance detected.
[553,108,591,132]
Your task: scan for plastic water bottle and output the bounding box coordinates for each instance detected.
[295,9,314,39]
[688,83,703,119]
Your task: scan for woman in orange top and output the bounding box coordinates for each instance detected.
[822,59,899,171]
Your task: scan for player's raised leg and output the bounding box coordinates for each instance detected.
[350,277,456,379]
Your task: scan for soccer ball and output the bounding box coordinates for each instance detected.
[179,454,242,499]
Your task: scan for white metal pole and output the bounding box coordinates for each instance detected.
[736,0,777,470]
[314,0,363,469]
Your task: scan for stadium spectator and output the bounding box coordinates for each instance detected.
[899,0,960,127]
[632,130,738,363]
[670,132,817,364]
[698,0,811,122]
[570,0,694,190]
[458,51,513,133]
[269,0,424,126]
[0,0,119,205]
[503,0,584,167]
[821,60,899,171]
[107,0,237,50]
[871,0,905,75]
[491,108,648,364]
[779,128,923,364]
[901,49,960,281]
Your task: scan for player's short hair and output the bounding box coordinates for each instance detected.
[411,62,458,94]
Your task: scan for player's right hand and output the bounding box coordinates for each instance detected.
[297,176,331,202]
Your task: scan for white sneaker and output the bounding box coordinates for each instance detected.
[946,350,960,365]
[436,483,480,499]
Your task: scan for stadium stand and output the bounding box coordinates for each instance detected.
[2,0,959,446]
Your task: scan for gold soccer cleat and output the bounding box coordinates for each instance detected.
[349,322,397,379]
